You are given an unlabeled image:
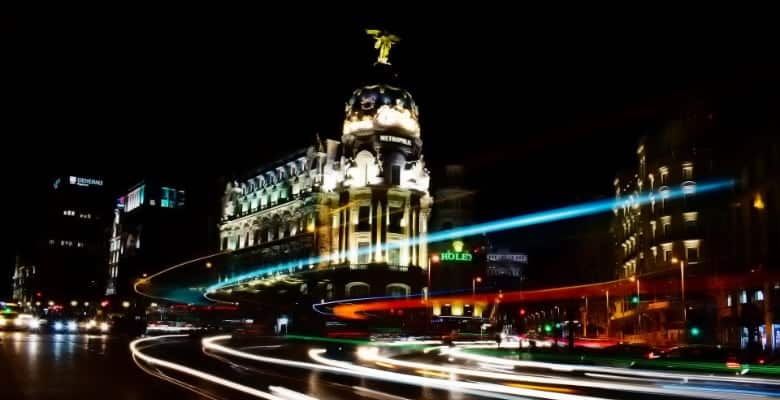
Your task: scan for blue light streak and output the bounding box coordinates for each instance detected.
[206,179,734,295]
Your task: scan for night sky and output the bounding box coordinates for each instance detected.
[3,13,777,297]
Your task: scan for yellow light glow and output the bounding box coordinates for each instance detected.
[754,193,765,209]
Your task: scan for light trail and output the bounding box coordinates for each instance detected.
[203,178,734,295]
[357,344,769,400]
[129,335,285,400]
[202,335,607,400]
[446,347,780,387]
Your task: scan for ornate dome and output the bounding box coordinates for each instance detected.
[343,84,420,137]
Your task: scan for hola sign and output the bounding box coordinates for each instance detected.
[440,240,473,262]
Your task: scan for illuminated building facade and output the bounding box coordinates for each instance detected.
[611,109,780,350]
[105,180,203,304]
[216,44,432,303]
[13,175,109,308]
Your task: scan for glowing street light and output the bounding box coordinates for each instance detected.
[206,262,213,269]
[70,300,78,307]
[122,301,131,309]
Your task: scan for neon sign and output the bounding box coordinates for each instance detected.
[440,251,472,262]
[439,240,472,262]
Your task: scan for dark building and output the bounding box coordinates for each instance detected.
[105,179,211,305]
[12,175,110,309]
[610,99,780,350]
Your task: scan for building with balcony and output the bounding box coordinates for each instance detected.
[611,105,779,350]
[214,60,432,306]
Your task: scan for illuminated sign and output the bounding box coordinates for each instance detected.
[487,253,528,263]
[69,176,103,187]
[440,251,472,262]
[440,240,472,262]
[379,135,412,146]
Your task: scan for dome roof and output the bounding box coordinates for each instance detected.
[343,84,420,137]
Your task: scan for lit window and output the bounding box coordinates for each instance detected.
[727,295,732,307]
[740,290,748,304]
[663,221,671,237]
[682,164,693,180]
[686,247,699,262]
[357,242,370,264]
[660,167,669,185]
[664,249,672,262]
[755,290,764,302]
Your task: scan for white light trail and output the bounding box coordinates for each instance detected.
[447,347,780,387]
[268,386,319,400]
[363,345,767,400]
[202,335,606,400]
[129,335,284,400]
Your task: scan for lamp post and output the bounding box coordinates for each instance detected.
[472,276,482,296]
[672,257,686,323]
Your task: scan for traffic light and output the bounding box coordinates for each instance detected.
[519,308,526,316]
[555,322,561,329]
[544,324,552,333]
[631,295,639,304]
[689,326,701,337]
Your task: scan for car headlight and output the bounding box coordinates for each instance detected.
[87,320,97,329]
[0,317,6,326]
[67,321,78,331]
[99,322,110,332]
[54,321,64,331]
[13,318,23,327]
[29,319,41,329]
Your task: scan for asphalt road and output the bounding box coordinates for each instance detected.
[5,331,780,400]
[0,331,205,400]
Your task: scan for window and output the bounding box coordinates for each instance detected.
[357,206,370,231]
[682,164,693,180]
[663,221,671,237]
[346,282,370,298]
[740,290,748,304]
[664,249,673,262]
[755,290,764,302]
[686,247,699,262]
[685,219,697,236]
[388,207,403,233]
[727,295,732,307]
[388,247,400,265]
[221,237,228,250]
[391,165,401,185]
[650,221,657,240]
[660,170,669,185]
[357,242,370,263]
[254,230,262,245]
[386,283,410,298]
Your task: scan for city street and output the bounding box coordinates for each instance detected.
[0,332,205,400]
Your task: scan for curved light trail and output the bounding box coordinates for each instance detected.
[202,335,606,400]
[129,334,285,399]
[445,346,780,388]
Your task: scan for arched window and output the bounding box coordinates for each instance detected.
[385,283,410,298]
[345,282,370,298]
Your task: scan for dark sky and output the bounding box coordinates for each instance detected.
[3,12,777,296]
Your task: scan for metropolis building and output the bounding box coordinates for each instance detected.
[216,35,432,303]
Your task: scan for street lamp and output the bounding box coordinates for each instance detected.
[122,301,131,309]
[472,276,482,296]
[672,257,687,322]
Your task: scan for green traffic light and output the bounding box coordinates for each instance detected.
[631,295,639,304]
[690,326,701,336]
[555,322,561,329]
[544,324,552,333]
